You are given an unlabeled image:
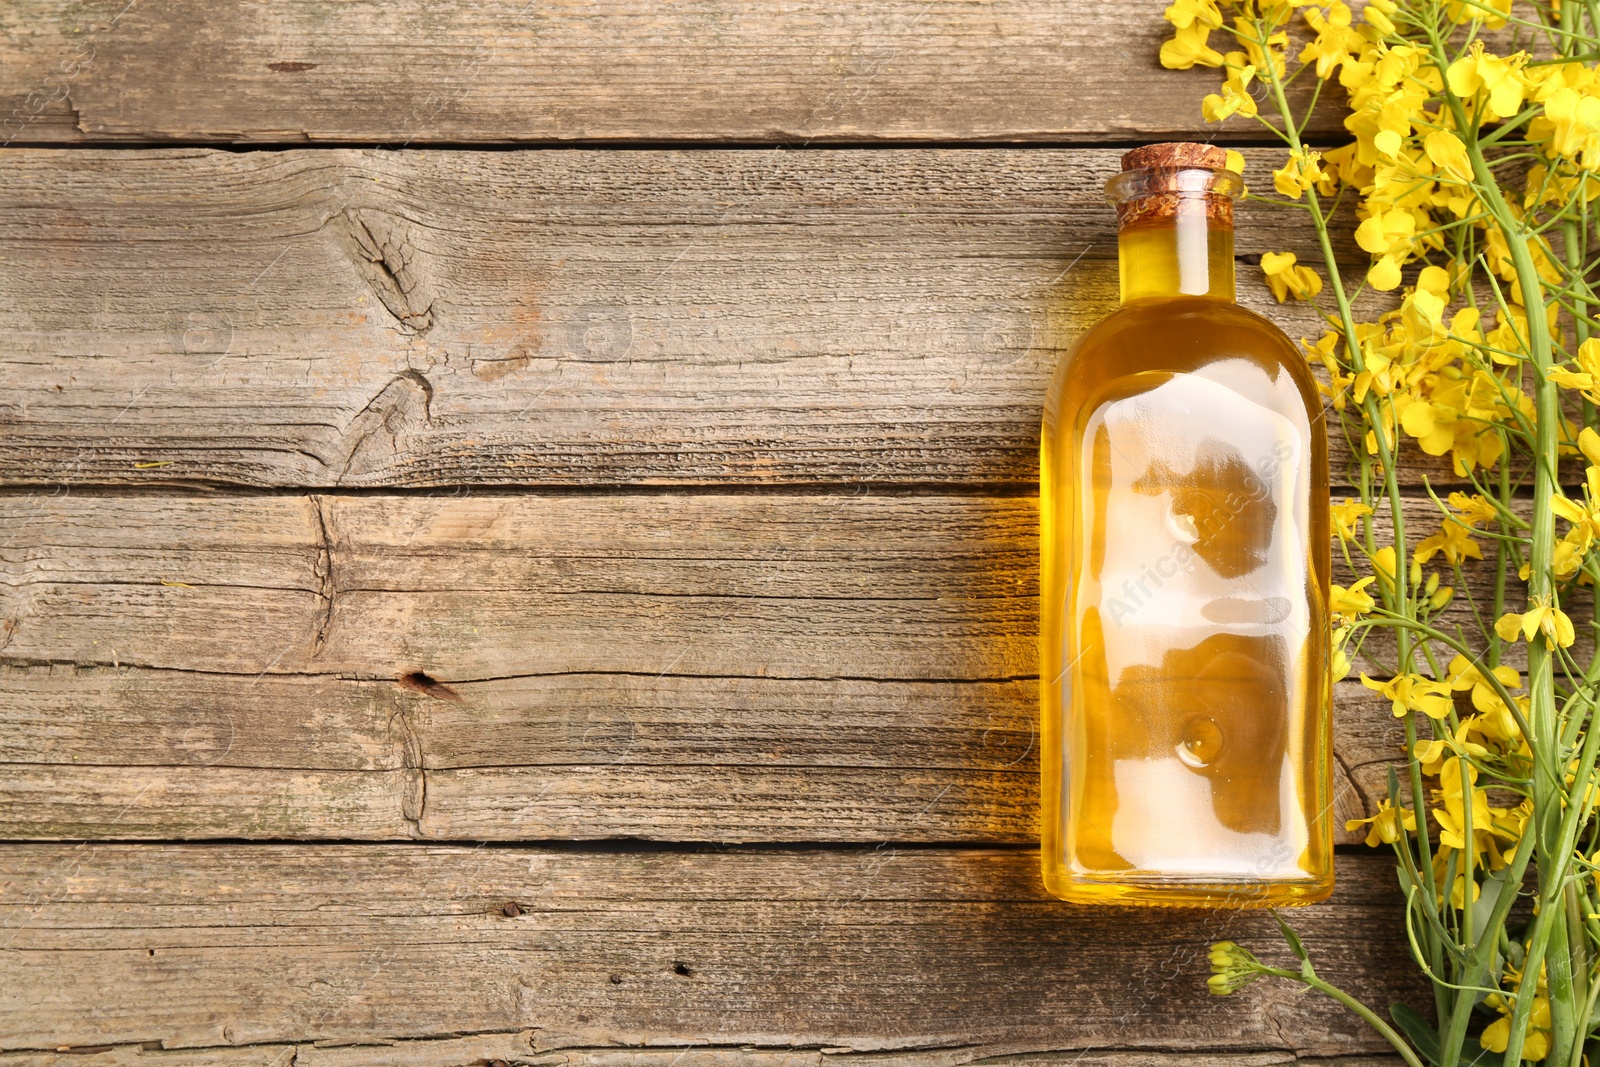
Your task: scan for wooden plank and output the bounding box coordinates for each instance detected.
[0,1,1325,146]
[0,146,1398,490]
[1,491,1431,843]
[0,1042,1410,1067]
[0,845,1426,1056]
[0,661,1402,845]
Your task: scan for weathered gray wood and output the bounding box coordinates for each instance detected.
[0,1041,1410,1067]
[0,660,1398,845]
[0,491,1449,843]
[0,146,1396,489]
[0,1,1319,146]
[0,492,1035,677]
[0,845,1426,1056]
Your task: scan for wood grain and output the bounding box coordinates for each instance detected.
[0,661,1404,845]
[0,1,1319,146]
[0,490,1442,843]
[0,146,1403,490]
[0,1048,1410,1067]
[0,845,1426,1057]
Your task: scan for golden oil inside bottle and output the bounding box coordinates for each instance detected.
[1040,152,1333,908]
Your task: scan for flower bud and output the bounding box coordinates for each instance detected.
[1207,940,1265,995]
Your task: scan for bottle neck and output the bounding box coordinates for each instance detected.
[1116,203,1236,304]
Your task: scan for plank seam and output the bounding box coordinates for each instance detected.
[0,136,1335,153]
[0,660,1044,686]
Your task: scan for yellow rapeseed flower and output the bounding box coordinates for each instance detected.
[1202,53,1259,122]
[1446,653,1520,708]
[1547,336,1600,401]
[1434,761,1495,852]
[1206,941,1265,996]
[1331,498,1372,541]
[1370,545,1398,591]
[1423,129,1473,183]
[1362,671,1455,719]
[1303,331,1356,408]
[1531,85,1600,167]
[1444,0,1511,28]
[1394,390,1459,458]
[1579,425,1600,467]
[1299,1,1363,80]
[1331,575,1377,620]
[1231,15,1289,80]
[1345,797,1416,846]
[1362,0,1397,35]
[1447,492,1498,528]
[1481,987,1551,1060]
[1446,43,1530,121]
[1160,19,1225,69]
[1331,627,1354,683]
[1260,251,1322,301]
[1273,147,1326,199]
[1163,0,1222,31]
[1415,520,1483,567]
[1496,596,1577,649]
[1552,468,1600,535]
[1550,466,1600,577]
[1355,209,1416,290]
[1400,285,1448,347]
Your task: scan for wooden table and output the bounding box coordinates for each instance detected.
[1,3,1430,1062]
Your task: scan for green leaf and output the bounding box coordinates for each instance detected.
[1388,1004,1497,1062]
[1389,1003,1442,1067]
[1270,910,1315,979]
[1271,910,1308,961]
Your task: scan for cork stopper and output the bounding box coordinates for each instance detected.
[1108,141,1238,231]
[1119,142,1229,172]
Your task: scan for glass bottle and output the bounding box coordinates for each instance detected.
[1039,142,1333,907]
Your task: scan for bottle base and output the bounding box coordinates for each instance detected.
[1043,871,1334,909]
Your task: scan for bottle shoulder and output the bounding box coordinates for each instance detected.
[1044,297,1325,434]
[1058,298,1316,390]
[1073,297,1299,354]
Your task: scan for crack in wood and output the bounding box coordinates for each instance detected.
[308,494,336,657]
[1330,746,1370,816]
[0,1032,1401,1066]
[333,207,434,333]
[389,701,429,829]
[332,370,434,484]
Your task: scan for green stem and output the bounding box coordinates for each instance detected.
[1492,454,1511,669]
[1441,829,1540,1066]
[1476,159,1577,1067]
[1258,966,1430,1067]
[1561,202,1594,1037]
